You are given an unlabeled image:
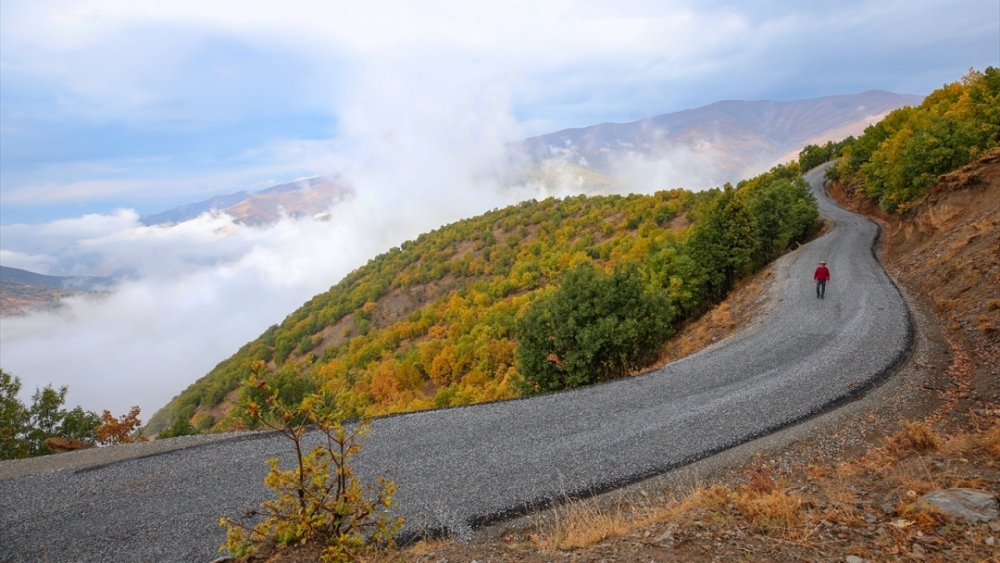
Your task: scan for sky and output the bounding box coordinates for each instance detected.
[1,1,998,420]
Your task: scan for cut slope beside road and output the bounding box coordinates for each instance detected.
[0,166,912,563]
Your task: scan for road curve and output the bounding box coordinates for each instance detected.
[0,167,912,563]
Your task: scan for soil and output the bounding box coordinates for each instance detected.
[264,152,1000,563]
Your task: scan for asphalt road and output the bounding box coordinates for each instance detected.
[0,166,912,563]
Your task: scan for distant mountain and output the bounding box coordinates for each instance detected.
[516,90,923,189]
[0,266,113,316]
[141,176,353,227]
[0,265,113,291]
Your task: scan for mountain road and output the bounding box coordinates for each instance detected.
[0,165,912,563]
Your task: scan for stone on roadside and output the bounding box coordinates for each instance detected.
[44,437,95,454]
[917,488,999,523]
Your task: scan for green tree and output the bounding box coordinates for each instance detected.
[516,262,674,393]
[0,370,101,458]
[157,414,198,439]
[687,186,761,301]
[27,384,69,454]
[798,144,831,171]
[1,370,31,460]
[58,406,101,444]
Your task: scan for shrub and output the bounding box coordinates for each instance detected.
[220,361,402,563]
[516,262,674,393]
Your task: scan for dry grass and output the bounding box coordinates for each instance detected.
[536,493,674,551]
[515,416,997,558]
[889,420,940,455]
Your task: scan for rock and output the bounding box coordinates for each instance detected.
[44,437,96,454]
[247,534,277,562]
[845,556,864,563]
[918,489,1000,523]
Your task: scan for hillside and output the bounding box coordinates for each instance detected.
[148,164,819,434]
[0,279,81,316]
[0,265,113,316]
[517,90,922,188]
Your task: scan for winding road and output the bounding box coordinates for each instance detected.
[0,166,912,563]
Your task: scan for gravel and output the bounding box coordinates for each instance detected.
[0,166,912,563]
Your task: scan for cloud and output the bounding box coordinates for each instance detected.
[607,148,727,193]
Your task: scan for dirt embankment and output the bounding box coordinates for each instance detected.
[827,149,1000,419]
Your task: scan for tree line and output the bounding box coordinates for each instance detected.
[807,67,999,212]
[1,369,149,460]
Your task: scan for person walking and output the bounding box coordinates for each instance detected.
[814,260,831,299]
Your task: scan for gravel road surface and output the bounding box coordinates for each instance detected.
[0,166,912,563]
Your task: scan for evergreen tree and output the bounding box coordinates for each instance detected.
[516,262,674,393]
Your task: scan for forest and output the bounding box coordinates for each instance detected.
[815,67,1000,212]
[148,162,819,433]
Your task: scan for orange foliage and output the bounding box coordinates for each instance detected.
[96,406,144,444]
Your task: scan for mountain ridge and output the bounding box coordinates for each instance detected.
[140,176,352,227]
[516,90,923,188]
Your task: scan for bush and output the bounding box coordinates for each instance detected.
[516,262,674,393]
[220,361,402,562]
[157,414,198,439]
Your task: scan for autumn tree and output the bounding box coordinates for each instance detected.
[830,66,1000,211]
[96,406,144,444]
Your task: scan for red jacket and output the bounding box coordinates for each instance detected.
[814,266,831,282]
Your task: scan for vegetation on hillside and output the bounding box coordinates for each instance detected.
[150,162,818,433]
[820,67,1000,211]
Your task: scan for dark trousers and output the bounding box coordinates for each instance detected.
[816,280,827,298]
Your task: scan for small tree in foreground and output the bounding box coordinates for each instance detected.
[221,361,402,563]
